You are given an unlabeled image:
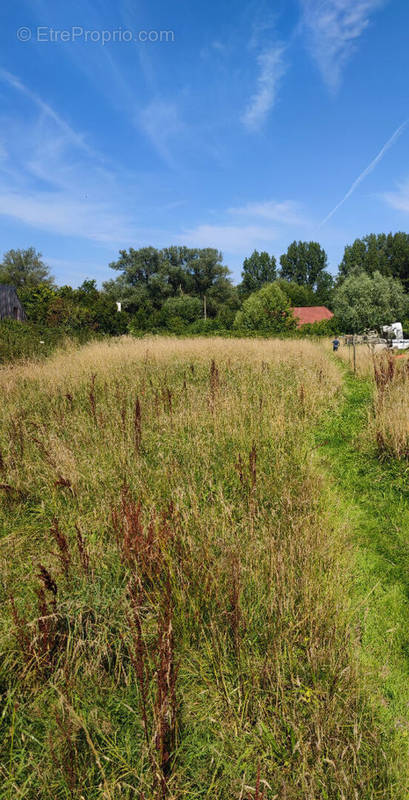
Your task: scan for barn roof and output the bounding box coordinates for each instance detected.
[292,306,334,327]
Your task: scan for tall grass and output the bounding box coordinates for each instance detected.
[0,336,393,798]
[333,342,409,460]
[331,339,376,377]
[368,352,409,459]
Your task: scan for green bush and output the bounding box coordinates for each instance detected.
[0,320,97,364]
[0,320,63,363]
[234,283,297,334]
[161,295,202,324]
[297,318,338,337]
[17,284,128,335]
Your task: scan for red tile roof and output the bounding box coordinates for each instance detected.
[292,306,334,328]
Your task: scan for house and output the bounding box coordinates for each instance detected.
[0,285,26,321]
[292,306,334,328]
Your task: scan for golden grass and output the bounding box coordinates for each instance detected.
[368,353,409,458]
[332,340,376,377]
[0,336,394,799]
[0,334,337,395]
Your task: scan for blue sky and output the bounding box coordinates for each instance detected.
[0,0,408,286]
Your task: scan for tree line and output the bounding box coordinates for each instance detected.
[2,233,409,338]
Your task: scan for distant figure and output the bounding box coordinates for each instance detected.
[332,338,340,352]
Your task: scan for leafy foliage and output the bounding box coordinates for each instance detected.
[338,232,409,289]
[17,281,128,335]
[106,246,234,314]
[296,318,337,336]
[0,319,86,363]
[0,248,55,287]
[274,278,316,306]
[234,282,297,333]
[239,250,277,296]
[333,269,408,332]
[279,240,331,292]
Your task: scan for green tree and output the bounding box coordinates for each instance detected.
[279,241,329,290]
[76,279,100,303]
[333,269,408,333]
[234,283,297,334]
[0,248,55,287]
[105,246,232,316]
[184,248,230,299]
[338,232,409,290]
[314,270,335,307]
[239,250,277,296]
[274,279,315,306]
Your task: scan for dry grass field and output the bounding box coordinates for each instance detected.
[0,337,399,799]
[335,342,409,459]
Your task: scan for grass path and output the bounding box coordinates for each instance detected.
[315,361,409,793]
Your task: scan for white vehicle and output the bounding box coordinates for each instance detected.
[382,322,409,350]
[382,322,404,340]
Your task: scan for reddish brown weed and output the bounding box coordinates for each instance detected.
[75,524,90,575]
[134,396,142,452]
[50,518,71,578]
[89,373,97,423]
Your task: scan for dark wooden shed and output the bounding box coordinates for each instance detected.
[0,285,26,321]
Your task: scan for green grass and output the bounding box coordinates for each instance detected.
[315,363,409,792]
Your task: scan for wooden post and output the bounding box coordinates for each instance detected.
[203,295,207,320]
[353,335,356,375]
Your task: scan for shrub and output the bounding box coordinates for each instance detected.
[234,283,297,334]
[161,296,203,325]
[297,318,338,337]
[0,319,63,362]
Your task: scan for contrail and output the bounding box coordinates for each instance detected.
[320,120,408,227]
[0,68,95,158]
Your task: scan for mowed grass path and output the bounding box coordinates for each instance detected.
[0,336,407,799]
[315,362,409,795]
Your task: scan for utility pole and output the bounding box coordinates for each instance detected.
[203,295,207,320]
[353,334,356,375]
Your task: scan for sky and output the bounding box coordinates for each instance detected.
[0,0,409,286]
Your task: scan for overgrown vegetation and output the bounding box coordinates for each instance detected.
[0,336,398,798]
[0,319,96,364]
[4,232,409,362]
[363,350,409,459]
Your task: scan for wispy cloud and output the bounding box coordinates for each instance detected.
[180,193,310,257]
[320,120,407,226]
[228,199,307,225]
[383,177,409,215]
[0,190,134,244]
[0,71,137,245]
[300,0,386,90]
[0,69,95,157]
[179,223,279,254]
[138,99,185,166]
[242,45,287,131]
